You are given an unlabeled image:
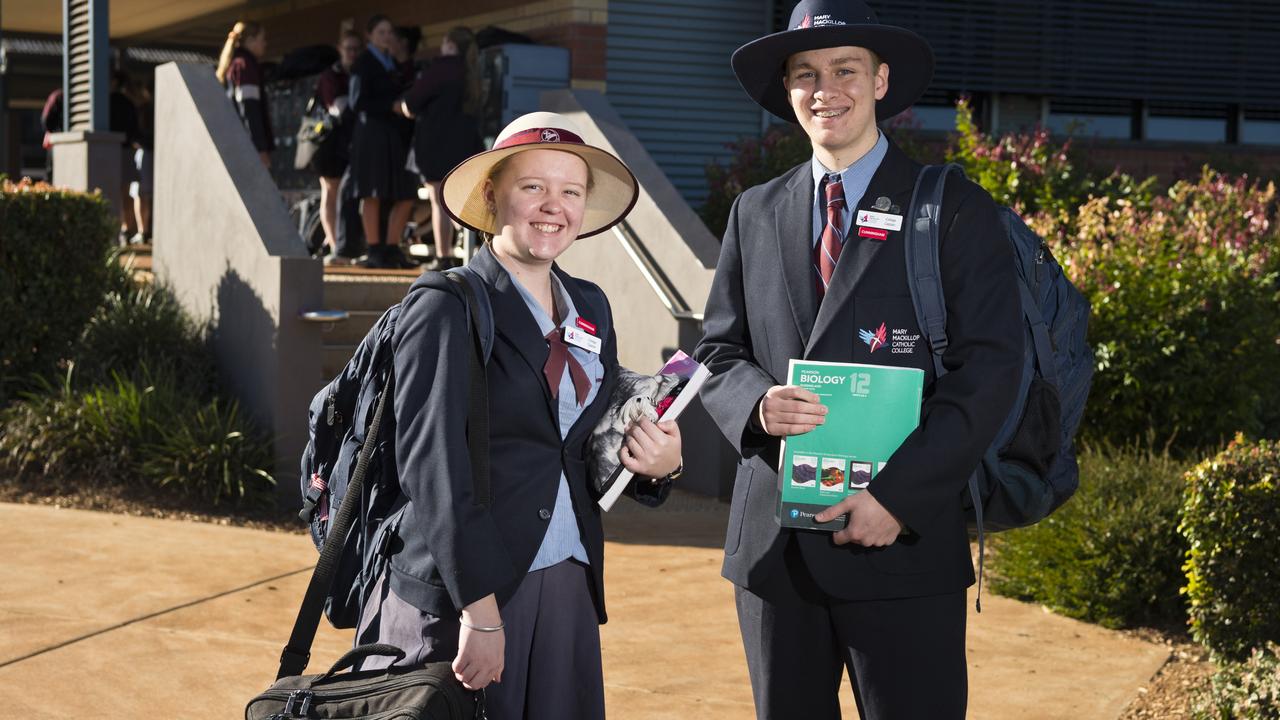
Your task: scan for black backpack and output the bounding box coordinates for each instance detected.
[297,267,494,629]
[905,164,1094,603]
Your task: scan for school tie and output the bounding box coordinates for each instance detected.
[814,173,846,298]
[544,329,591,406]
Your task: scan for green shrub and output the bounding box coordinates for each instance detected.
[141,397,275,507]
[1192,644,1280,720]
[946,97,1156,238]
[1181,436,1280,660]
[989,442,1189,629]
[1059,172,1280,453]
[74,255,215,393]
[0,179,115,404]
[0,367,275,509]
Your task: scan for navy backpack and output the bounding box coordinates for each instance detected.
[297,267,494,629]
[905,164,1094,604]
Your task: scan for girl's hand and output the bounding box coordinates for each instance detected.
[453,595,504,690]
[619,418,682,479]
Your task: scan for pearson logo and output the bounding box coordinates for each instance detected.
[790,508,800,519]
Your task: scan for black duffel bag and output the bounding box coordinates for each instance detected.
[247,328,492,720]
[246,644,481,719]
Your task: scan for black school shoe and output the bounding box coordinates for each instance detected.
[362,244,418,269]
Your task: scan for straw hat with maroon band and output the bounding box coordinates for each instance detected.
[440,111,639,239]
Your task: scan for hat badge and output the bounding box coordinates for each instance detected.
[540,129,561,143]
[795,13,813,29]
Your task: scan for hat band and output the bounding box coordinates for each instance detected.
[494,127,586,150]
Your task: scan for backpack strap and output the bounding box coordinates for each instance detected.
[277,273,492,680]
[904,162,987,612]
[447,271,492,508]
[447,265,495,364]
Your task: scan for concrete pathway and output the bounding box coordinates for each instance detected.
[0,497,1168,718]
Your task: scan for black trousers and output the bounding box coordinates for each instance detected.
[735,537,968,720]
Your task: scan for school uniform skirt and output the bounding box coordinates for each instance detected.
[356,559,606,720]
[348,112,417,202]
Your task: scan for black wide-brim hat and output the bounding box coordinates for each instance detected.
[732,0,935,123]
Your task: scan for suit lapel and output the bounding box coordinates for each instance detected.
[469,247,559,425]
[775,165,818,345]
[805,142,918,357]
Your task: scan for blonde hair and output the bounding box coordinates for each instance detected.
[215,21,263,85]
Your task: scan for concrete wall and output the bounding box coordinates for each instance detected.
[543,89,736,498]
[153,62,324,507]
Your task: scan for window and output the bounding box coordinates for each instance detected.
[1242,107,1280,146]
[1146,102,1228,143]
[1047,97,1132,140]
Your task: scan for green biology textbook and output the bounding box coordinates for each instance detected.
[778,360,924,531]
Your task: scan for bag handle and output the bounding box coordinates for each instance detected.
[276,274,491,680]
[313,644,407,683]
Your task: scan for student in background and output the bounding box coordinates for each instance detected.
[216,21,275,169]
[399,26,485,271]
[313,30,363,262]
[109,71,142,244]
[348,14,417,269]
[128,80,155,246]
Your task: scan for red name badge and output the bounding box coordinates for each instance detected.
[576,317,597,335]
[858,227,889,241]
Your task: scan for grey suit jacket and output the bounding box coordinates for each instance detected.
[695,140,1025,600]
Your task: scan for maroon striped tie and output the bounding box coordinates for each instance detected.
[814,175,845,298]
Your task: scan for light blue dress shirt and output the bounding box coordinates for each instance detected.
[366,44,396,72]
[506,268,600,571]
[810,131,890,249]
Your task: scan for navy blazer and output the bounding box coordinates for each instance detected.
[695,140,1025,601]
[386,245,667,623]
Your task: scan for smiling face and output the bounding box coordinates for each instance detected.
[485,148,591,267]
[784,45,888,168]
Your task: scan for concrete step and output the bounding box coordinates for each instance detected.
[322,344,359,380]
[322,274,416,312]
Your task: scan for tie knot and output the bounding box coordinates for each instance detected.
[824,175,845,207]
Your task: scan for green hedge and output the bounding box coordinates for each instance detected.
[1181,436,1280,660]
[75,256,215,392]
[989,442,1189,629]
[1192,644,1280,720]
[1056,172,1280,454]
[0,368,275,508]
[0,179,115,404]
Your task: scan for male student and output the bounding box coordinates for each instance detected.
[694,1,1025,718]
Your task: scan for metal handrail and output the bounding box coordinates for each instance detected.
[299,310,349,323]
[611,219,702,323]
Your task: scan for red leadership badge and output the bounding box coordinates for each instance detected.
[576,317,597,335]
[858,227,889,241]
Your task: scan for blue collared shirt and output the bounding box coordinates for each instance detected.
[366,44,395,72]
[811,131,889,249]
[506,268,600,571]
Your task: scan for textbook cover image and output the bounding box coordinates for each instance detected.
[592,351,711,511]
[778,360,924,531]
